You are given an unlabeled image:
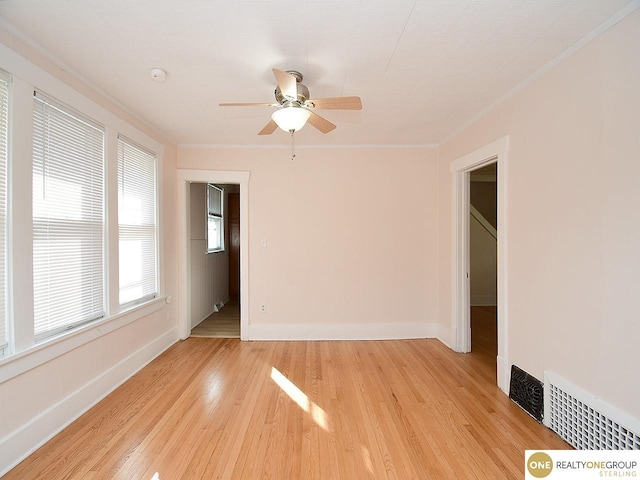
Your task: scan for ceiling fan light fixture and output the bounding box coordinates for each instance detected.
[271,106,311,133]
[221,68,357,136]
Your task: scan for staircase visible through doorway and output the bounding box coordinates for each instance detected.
[190,300,240,338]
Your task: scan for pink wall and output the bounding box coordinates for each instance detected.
[178,146,439,336]
[438,10,640,418]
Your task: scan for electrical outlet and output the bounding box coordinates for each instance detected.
[260,304,267,313]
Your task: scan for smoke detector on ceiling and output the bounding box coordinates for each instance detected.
[150,68,167,82]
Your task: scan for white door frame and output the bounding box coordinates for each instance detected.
[450,136,509,392]
[177,169,250,340]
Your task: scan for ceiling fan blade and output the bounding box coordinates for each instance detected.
[220,102,278,107]
[307,111,336,134]
[272,68,297,100]
[258,119,278,135]
[306,96,362,110]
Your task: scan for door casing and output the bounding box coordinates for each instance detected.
[450,136,509,392]
[177,169,250,340]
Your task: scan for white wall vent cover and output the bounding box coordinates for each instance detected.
[544,371,640,450]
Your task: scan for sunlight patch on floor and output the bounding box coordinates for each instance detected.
[270,367,329,431]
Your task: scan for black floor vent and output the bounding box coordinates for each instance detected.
[509,365,544,423]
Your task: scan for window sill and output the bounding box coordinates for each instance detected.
[0,296,167,385]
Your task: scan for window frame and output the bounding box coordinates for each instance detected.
[206,183,224,253]
[32,91,106,342]
[117,134,159,309]
[0,49,165,378]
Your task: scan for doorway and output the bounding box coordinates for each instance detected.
[451,136,509,392]
[177,170,250,341]
[469,164,498,374]
[188,183,241,338]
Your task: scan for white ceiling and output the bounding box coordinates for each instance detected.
[0,0,634,146]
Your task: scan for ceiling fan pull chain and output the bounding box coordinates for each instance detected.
[290,129,296,160]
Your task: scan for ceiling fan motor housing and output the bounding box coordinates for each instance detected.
[274,70,310,105]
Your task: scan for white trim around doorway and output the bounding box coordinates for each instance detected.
[177,169,250,341]
[450,136,509,393]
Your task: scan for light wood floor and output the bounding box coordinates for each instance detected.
[191,300,240,338]
[471,305,498,380]
[5,323,568,479]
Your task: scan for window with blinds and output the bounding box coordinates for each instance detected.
[207,184,224,253]
[0,73,9,355]
[118,136,158,307]
[32,92,105,341]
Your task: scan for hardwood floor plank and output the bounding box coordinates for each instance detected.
[4,336,569,480]
[191,300,240,338]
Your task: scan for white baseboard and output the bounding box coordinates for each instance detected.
[0,327,178,477]
[470,295,497,306]
[436,324,455,349]
[497,355,509,394]
[248,322,438,341]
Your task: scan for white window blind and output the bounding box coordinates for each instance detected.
[118,135,158,306]
[207,184,224,252]
[33,92,105,340]
[0,73,9,354]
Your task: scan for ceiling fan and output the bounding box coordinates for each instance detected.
[220,68,362,135]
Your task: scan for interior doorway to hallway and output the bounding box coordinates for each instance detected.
[469,163,498,376]
[450,136,509,393]
[188,183,241,338]
[176,169,250,342]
